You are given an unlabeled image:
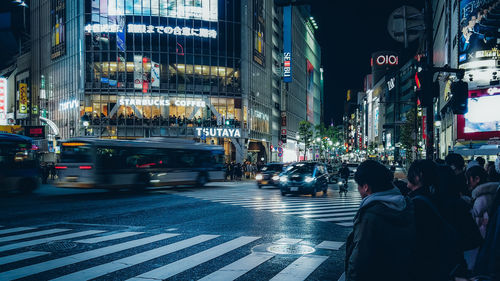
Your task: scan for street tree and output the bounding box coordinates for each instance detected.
[298,121,313,160]
[400,108,420,166]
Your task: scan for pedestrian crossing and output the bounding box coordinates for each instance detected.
[177,184,362,226]
[0,225,344,280]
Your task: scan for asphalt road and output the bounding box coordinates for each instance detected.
[0,180,361,281]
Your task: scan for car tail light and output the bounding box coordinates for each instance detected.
[55,166,67,170]
[79,166,92,170]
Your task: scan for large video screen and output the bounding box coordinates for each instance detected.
[105,0,218,22]
[459,0,500,63]
[464,94,500,133]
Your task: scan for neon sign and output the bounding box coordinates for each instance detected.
[196,127,241,138]
[59,99,79,111]
[85,24,217,39]
[119,98,206,107]
[0,78,6,125]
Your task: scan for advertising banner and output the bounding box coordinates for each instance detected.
[0,78,6,125]
[459,0,500,64]
[133,55,143,90]
[51,0,66,60]
[18,83,28,115]
[306,60,314,123]
[253,0,265,67]
[457,88,500,140]
[283,5,292,83]
[151,61,160,88]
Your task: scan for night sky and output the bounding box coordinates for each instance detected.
[311,0,423,126]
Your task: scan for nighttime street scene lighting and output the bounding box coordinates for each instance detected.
[0,0,500,280]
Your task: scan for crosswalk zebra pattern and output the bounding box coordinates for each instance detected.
[0,225,344,280]
[177,183,362,226]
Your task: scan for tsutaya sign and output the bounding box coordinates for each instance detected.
[196,127,241,138]
[119,98,205,107]
[85,24,217,39]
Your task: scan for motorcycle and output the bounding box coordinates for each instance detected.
[338,177,348,196]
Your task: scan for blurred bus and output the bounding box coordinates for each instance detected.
[55,138,225,190]
[0,133,40,193]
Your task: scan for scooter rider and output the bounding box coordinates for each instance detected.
[340,162,350,183]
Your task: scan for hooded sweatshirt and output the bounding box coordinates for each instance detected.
[472,182,500,237]
[345,187,416,281]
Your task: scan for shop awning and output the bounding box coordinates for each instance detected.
[453,145,500,156]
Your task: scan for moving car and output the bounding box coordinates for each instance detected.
[279,162,329,196]
[256,163,284,188]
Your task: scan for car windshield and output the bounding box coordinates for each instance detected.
[287,164,315,175]
[261,164,282,172]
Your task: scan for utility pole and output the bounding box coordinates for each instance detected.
[424,0,435,160]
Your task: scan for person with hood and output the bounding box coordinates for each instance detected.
[446,153,470,200]
[467,165,499,237]
[345,160,416,281]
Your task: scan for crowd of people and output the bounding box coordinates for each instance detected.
[224,161,262,181]
[345,154,500,281]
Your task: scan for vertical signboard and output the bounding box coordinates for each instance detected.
[18,83,28,115]
[51,0,66,60]
[306,60,314,123]
[134,55,143,90]
[283,6,292,82]
[253,0,265,66]
[151,61,160,88]
[0,78,6,125]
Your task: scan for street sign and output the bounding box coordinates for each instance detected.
[278,140,283,146]
[281,128,287,135]
[278,147,283,153]
[278,152,283,158]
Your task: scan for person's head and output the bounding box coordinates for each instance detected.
[445,153,466,175]
[466,165,488,190]
[486,161,500,182]
[407,160,439,191]
[476,157,486,168]
[435,158,446,165]
[354,160,394,198]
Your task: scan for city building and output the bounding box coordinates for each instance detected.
[1,0,323,163]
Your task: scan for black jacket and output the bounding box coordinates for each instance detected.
[345,196,416,281]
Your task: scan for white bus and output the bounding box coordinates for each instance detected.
[55,137,225,190]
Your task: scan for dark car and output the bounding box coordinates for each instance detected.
[256,163,284,188]
[326,164,339,183]
[279,162,329,196]
[347,163,359,177]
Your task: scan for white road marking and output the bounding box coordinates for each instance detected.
[337,222,354,227]
[317,216,355,222]
[126,236,260,281]
[0,229,71,243]
[275,238,303,244]
[316,241,345,250]
[75,231,143,244]
[255,202,361,210]
[51,234,218,281]
[0,233,178,280]
[302,211,357,219]
[282,207,359,215]
[269,255,329,281]
[338,272,346,281]
[198,252,276,281]
[0,230,105,253]
[271,203,360,212]
[0,251,50,266]
[0,227,35,235]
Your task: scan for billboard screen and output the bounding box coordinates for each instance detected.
[253,0,265,66]
[106,0,218,22]
[51,0,66,60]
[459,0,500,64]
[283,5,292,82]
[457,88,500,140]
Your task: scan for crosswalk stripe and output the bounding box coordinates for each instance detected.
[302,211,358,219]
[317,216,354,222]
[282,207,359,215]
[51,234,218,281]
[316,241,345,250]
[337,222,354,227]
[75,231,144,244]
[269,203,360,212]
[0,233,178,280]
[240,200,360,207]
[0,251,50,266]
[198,252,275,281]
[269,255,329,281]
[126,236,261,281]
[0,229,71,243]
[0,227,35,236]
[275,238,302,244]
[256,202,361,210]
[0,230,105,253]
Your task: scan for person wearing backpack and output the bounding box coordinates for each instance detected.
[345,160,416,281]
[407,160,466,281]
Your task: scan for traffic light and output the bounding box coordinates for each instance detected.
[450,80,468,114]
[414,70,438,107]
[280,134,287,143]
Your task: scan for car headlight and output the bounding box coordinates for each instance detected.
[280,176,288,182]
[304,176,315,183]
[338,181,343,185]
[255,174,263,181]
[272,175,280,181]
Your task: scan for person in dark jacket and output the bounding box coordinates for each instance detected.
[445,153,469,198]
[345,160,416,281]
